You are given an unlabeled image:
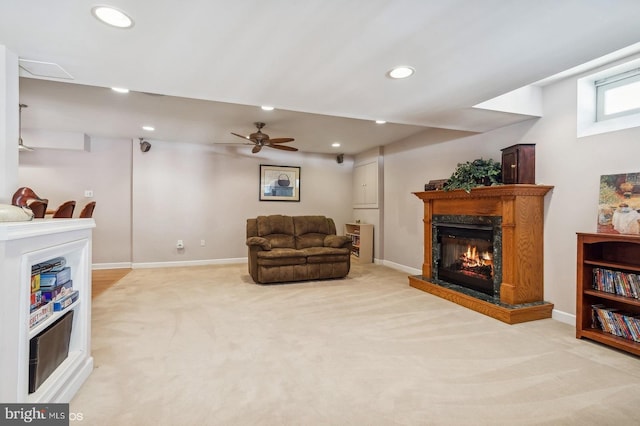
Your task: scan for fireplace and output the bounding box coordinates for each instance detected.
[409,185,554,324]
[434,218,501,296]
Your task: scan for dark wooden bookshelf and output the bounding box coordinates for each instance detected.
[576,232,640,356]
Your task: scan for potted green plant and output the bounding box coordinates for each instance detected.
[443,158,502,193]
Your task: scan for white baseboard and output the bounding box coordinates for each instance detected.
[132,257,247,269]
[92,262,132,270]
[381,259,421,275]
[552,309,576,326]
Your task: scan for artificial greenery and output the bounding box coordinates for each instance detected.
[443,158,502,193]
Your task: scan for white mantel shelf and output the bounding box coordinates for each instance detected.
[0,218,95,403]
[0,218,95,240]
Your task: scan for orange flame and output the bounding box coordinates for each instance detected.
[461,245,493,270]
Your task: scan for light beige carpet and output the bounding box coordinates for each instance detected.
[71,263,640,425]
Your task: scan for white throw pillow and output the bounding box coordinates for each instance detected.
[0,204,34,222]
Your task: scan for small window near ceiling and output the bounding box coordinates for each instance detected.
[596,68,640,121]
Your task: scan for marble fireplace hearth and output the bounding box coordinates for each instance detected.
[409,184,554,324]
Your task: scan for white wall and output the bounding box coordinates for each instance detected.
[19,138,354,267]
[526,63,640,321]
[382,126,512,271]
[0,45,19,202]
[131,140,354,265]
[352,147,383,261]
[382,60,640,321]
[18,137,132,264]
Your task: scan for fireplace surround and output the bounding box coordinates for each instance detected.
[409,184,554,324]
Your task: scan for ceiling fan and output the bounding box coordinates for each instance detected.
[231,122,297,153]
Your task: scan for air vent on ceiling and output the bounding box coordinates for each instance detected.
[19,59,74,80]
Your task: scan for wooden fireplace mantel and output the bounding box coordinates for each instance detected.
[409,184,554,324]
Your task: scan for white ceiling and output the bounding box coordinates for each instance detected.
[3,0,640,154]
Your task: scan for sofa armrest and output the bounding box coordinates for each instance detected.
[324,235,352,248]
[246,236,272,251]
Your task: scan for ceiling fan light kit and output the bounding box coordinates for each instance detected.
[231,122,297,154]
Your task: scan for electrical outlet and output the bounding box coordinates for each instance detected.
[200,240,206,247]
[84,190,94,198]
[176,240,184,249]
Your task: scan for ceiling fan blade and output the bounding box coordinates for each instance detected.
[233,124,296,153]
[268,138,295,144]
[269,144,298,151]
[231,132,250,140]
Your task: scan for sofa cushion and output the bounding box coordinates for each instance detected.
[294,216,333,249]
[293,216,331,235]
[257,215,295,248]
[264,234,295,249]
[257,215,295,236]
[324,235,351,248]
[301,247,351,263]
[256,248,307,266]
[296,233,327,249]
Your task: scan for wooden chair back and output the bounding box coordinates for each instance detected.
[79,201,96,218]
[12,187,48,207]
[52,201,76,218]
[28,200,48,219]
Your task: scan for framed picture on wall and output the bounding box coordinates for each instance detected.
[598,172,640,234]
[259,165,301,202]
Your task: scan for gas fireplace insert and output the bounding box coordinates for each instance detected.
[432,216,502,297]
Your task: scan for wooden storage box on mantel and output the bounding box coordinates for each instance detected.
[501,144,535,184]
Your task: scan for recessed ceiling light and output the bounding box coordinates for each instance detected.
[261,106,275,111]
[142,126,155,131]
[91,5,134,28]
[375,120,387,124]
[111,87,129,93]
[332,142,341,148]
[387,66,415,79]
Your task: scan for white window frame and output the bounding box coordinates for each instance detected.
[577,56,640,138]
[595,68,640,121]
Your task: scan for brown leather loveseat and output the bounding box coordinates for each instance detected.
[246,215,352,284]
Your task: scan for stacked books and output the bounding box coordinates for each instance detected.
[592,304,640,343]
[29,257,78,329]
[29,303,52,329]
[592,267,640,299]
